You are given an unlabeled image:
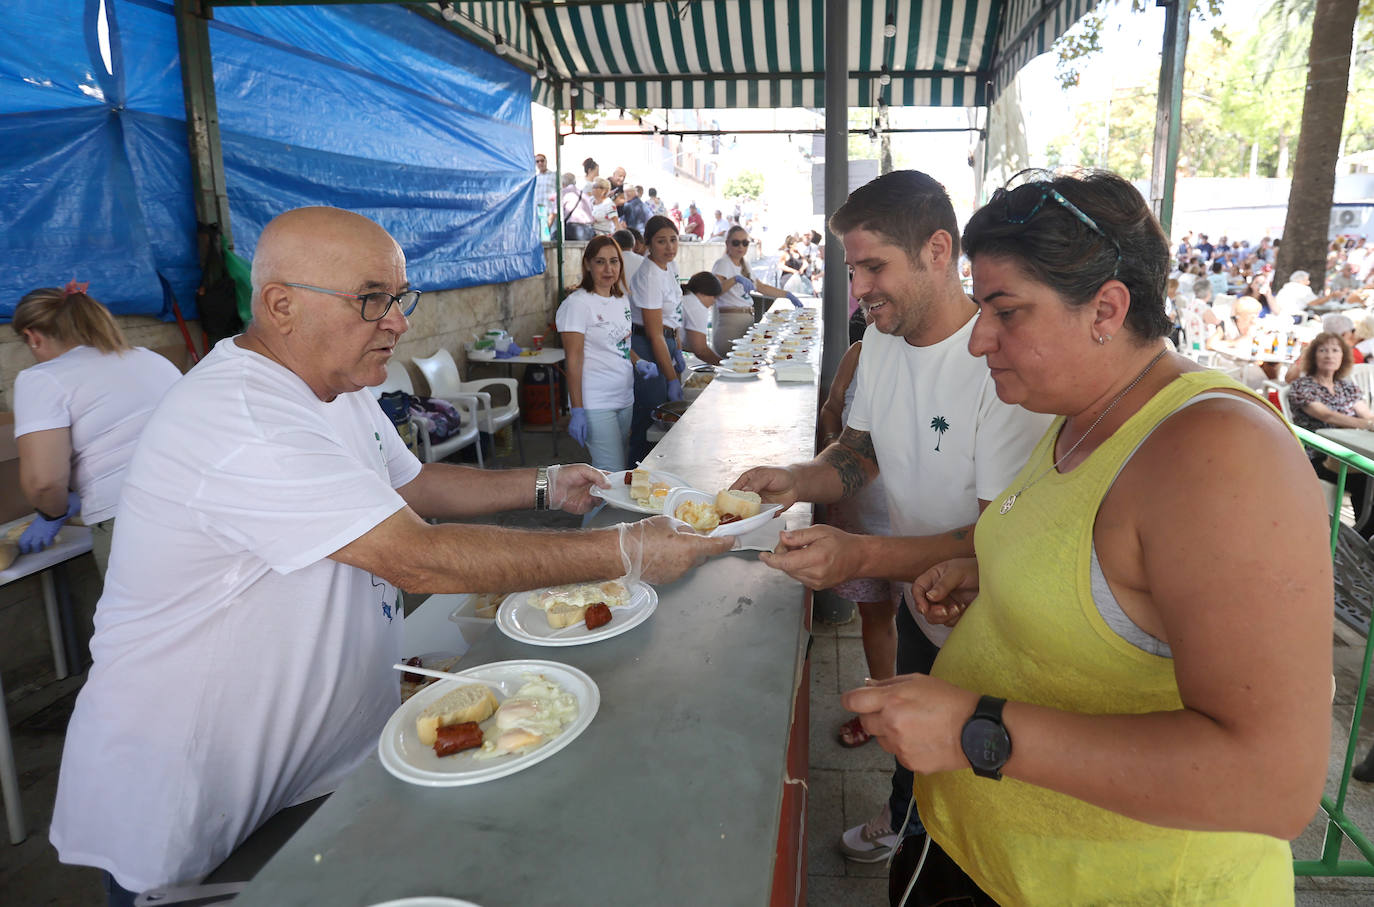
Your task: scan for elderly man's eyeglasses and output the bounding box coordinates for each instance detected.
[283,283,420,322]
[993,184,1122,277]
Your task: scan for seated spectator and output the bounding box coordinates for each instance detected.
[1272,270,1337,321]
[685,204,705,240]
[709,210,731,240]
[1287,331,1374,532]
[1354,313,1374,362]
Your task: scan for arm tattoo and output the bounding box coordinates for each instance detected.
[821,428,877,497]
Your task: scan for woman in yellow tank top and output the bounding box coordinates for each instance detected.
[843,170,1333,905]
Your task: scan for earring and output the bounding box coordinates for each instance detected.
[1095,335,1106,345]
[1102,333,1112,343]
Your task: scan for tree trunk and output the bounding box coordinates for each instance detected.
[1275,0,1359,292]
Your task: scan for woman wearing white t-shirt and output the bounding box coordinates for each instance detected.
[11,282,181,575]
[556,235,655,471]
[711,225,798,355]
[628,215,686,464]
[589,178,621,236]
[679,272,723,366]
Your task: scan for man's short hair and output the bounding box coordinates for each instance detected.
[828,170,960,262]
[613,229,635,251]
[1192,277,1212,298]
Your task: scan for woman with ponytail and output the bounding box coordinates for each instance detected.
[11,282,181,576]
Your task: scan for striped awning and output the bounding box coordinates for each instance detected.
[427,0,1101,111]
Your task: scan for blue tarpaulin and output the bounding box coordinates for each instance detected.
[0,0,542,322]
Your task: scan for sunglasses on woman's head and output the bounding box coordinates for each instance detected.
[992,183,1123,277]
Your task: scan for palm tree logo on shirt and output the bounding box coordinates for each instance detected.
[930,416,950,451]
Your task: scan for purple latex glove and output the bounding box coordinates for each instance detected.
[494,342,524,359]
[672,347,686,375]
[734,275,756,295]
[666,379,684,403]
[785,292,802,308]
[634,359,659,380]
[569,407,589,446]
[18,491,81,555]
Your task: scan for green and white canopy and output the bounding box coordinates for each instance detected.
[430,0,1102,110]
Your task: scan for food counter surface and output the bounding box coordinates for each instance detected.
[234,313,819,906]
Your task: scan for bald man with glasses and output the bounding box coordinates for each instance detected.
[49,207,731,905]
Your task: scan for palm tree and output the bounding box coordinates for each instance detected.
[1271,0,1362,290]
[931,416,950,451]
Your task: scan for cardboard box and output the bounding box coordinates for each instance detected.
[0,412,26,524]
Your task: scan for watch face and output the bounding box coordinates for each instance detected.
[961,717,1011,772]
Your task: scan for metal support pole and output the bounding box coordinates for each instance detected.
[1148,0,1189,239]
[820,0,849,393]
[554,100,565,295]
[175,0,233,246]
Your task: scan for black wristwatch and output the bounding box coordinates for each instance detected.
[960,695,1012,780]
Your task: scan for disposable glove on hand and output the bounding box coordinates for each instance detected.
[734,275,756,295]
[18,491,81,555]
[615,516,735,585]
[547,463,609,514]
[568,407,589,446]
[494,342,524,359]
[672,348,687,375]
[634,359,660,380]
[666,379,684,403]
[785,292,802,308]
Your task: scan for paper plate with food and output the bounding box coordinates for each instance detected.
[663,488,782,537]
[715,363,765,379]
[378,659,598,787]
[590,467,692,513]
[495,578,657,647]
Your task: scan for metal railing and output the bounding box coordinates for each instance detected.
[1292,426,1374,878]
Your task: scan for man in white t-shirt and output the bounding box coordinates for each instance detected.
[732,171,1050,864]
[49,207,731,901]
[1272,269,1335,321]
[709,210,731,240]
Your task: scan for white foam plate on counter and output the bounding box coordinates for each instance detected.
[378,660,598,787]
[496,581,658,647]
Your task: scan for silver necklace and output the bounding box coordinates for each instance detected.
[999,347,1168,515]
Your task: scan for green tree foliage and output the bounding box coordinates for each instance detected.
[723,169,766,201]
[1045,2,1373,179]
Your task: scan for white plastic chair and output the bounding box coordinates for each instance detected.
[413,349,524,464]
[371,360,483,467]
[1350,362,1374,407]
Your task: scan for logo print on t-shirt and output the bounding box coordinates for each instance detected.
[930,416,950,451]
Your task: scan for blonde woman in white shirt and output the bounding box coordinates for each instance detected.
[711,225,798,355]
[589,178,622,236]
[556,235,656,471]
[11,282,181,575]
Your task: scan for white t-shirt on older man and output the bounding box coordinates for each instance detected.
[50,338,422,893]
[847,318,1052,647]
[711,255,754,312]
[13,345,182,523]
[556,288,634,410]
[629,260,683,330]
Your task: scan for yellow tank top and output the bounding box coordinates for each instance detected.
[913,370,1294,906]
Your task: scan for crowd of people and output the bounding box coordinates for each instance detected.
[7,164,1352,906]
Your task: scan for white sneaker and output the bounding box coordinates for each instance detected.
[838,803,899,863]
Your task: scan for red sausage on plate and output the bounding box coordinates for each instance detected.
[433,721,484,757]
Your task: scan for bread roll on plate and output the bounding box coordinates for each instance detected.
[415,683,499,746]
[716,489,762,520]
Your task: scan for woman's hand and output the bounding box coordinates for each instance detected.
[910,557,980,626]
[841,673,979,774]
